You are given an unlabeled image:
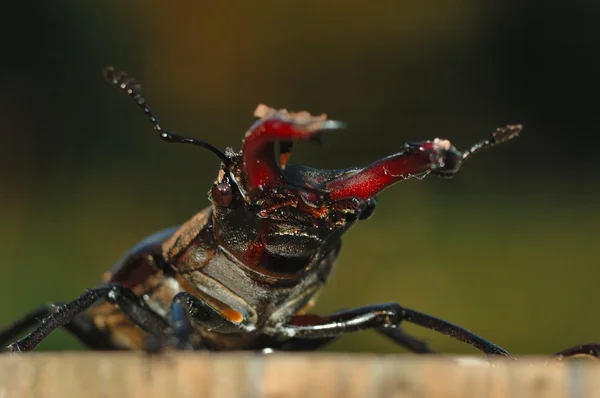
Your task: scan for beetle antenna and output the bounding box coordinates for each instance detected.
[461,124,522,162]
[103,66,231,166]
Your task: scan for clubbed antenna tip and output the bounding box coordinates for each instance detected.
[462,124,522,162]
[491,124,522,145]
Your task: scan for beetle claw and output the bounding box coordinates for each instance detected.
[242,105,343,192]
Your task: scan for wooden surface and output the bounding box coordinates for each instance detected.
[0,353,599,398]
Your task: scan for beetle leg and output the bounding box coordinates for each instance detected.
[260,329,434,354]
[554,343,600,359]
[6,284,171,352]
[0,306,58,348]
[259,336,339,353]
[261,323,433,354]
[264,303,513,358]
[0,304,120,351]
[376,327,435,354]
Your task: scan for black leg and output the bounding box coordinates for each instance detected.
[264,303,513,358]
[0,303,122,351]
[7,284,171,352]
[0,306,55,347]
[555,343,600,359]
[262,322,433,354]
[376,327,435,354]
[264,328,435,354]
[399,307,510,356]
[261,336,339,352]
[0,304,122,351]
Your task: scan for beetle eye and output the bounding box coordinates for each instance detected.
[212,179,233,207]
[358,198,376,220]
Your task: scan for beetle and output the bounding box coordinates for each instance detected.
[1,67,597,359]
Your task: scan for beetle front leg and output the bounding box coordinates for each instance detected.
[376,326,435,354]
[6,284,171,352]
[0,305,64,348]
[264,303,513,358]
[0,304,121,351]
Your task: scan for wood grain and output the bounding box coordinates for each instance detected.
[0,353,598,398]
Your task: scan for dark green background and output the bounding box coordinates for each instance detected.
[1,1,599,354]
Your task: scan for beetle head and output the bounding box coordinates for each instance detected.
[208,105,521,279]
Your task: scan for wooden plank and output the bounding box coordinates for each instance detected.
[0,353,598,398]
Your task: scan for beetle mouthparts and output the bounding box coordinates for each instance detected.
[242,104,344,192]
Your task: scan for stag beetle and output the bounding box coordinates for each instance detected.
[1,67,598,359]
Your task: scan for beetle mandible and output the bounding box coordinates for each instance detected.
[1,67,598,359]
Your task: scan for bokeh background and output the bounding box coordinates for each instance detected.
[1,1,599,355]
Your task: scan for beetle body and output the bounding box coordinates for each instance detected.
[93,116,374,350]
[4,67,596,359]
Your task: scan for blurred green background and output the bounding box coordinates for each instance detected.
[1,1,599,355]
